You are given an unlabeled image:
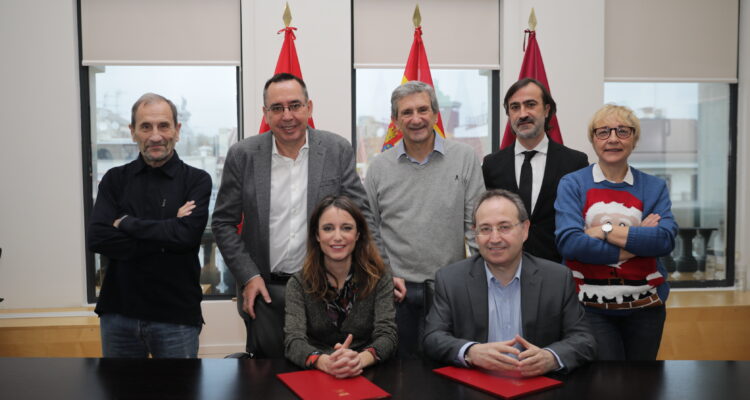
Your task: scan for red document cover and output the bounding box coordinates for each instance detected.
[433,366,562,399]
[277,370,391,400]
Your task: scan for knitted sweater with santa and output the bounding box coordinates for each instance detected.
[554,164,678,313]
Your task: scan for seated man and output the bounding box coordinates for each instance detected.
[423,189,595,376]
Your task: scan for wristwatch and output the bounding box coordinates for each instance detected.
[601,222,613,241]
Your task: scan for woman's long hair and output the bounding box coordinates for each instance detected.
[302,196,385,301]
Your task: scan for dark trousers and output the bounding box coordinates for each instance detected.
[244,281,287,358]
[395,281,426,359]
[585,305,667,361]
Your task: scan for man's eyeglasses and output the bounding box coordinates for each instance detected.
[476,221,523,236]
[593,126,634,140]
[265,103,306,115]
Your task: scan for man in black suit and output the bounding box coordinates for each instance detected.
[483,78,588,263]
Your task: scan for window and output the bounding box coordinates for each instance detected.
[355,69,496,179]
[604,82,737,288]
[85,66,240,301]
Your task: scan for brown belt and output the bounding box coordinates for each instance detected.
[585,293,663,310]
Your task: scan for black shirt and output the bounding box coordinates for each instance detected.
[88,152,212,326]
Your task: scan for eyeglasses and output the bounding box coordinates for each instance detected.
[593,126,634,140]
[265,102,306,115]
[476,221,523,236]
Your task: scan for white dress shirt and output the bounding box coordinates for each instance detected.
[269,133,309,274]
[514,135,549,215]
[592,162,634,185]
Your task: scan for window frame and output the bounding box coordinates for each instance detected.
[601,82,738,289]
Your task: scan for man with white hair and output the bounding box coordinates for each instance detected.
[365,80,485,358]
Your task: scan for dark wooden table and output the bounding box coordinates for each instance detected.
[1,357,748,399]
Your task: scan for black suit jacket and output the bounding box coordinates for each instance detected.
[482,139,588,262]
[423,254,596,372]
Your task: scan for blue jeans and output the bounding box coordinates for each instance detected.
[395,281,426,360]
[100,313,201,358]
[584,305,666,361]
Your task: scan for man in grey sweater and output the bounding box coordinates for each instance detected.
[365,81,485,358]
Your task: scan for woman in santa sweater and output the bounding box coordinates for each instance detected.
[554,104,678,360]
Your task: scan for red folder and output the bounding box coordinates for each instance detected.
[433,366,562,399]
[277,370,391,400]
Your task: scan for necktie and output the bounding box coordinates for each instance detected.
[519,150,538,216]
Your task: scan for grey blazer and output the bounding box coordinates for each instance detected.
[211,129,382,317]
[284,271,397,368]
[423,253,596,372]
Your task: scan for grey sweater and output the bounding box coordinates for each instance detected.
[283,271,397,368]
[364,139,485,283]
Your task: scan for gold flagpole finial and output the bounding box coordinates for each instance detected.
[413,4,421,28]
[283,2,292,27]
[528,8,537,31]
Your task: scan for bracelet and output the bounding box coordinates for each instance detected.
[305,351,322,369]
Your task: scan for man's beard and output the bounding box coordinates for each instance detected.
[513,124,544,140]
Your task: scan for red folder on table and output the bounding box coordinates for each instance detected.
[277,370,390,400]
[433,366,562,399]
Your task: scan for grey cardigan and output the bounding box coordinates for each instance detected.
[284,271,397,368]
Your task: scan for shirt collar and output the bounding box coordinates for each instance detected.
[133,151,181,178]
[272,130,309,158]
[396,131,444,163]
[592,162,634,185]
[514,134,549,156]
[484,258,523,287]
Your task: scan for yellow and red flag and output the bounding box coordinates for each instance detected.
[381,25,445,151]
[500,27,563,149]
[258,25,315,134]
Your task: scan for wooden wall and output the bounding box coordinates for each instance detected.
[2,291,749,360]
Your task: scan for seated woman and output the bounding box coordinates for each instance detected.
[555,104,678,361]
[284,195,397,378]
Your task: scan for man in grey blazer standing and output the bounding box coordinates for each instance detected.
[423,189,595,376]
[212,73,378,358]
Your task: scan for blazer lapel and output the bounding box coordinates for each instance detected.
[535,139,559,217]
[306,129,326,216]
[502,143,519,191]
[254,133,273,254]
[467,256,490,342]
[520,254,542,342]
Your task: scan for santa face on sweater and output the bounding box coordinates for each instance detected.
[567,188,665,306]
[585,191,643,269]
[587,208,640,231]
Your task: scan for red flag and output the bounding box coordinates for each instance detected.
[499,29,563,149]
[258,27,315,134]
[381,27,445,151]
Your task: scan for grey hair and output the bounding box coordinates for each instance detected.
[130,93,178,127]
[472,189,529,226]
[390,80,439,119]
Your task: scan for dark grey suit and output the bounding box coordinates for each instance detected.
[423,253,596,372]
[212,129,379,357]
